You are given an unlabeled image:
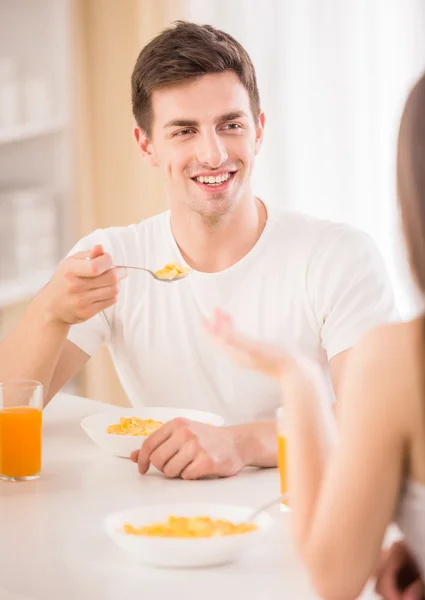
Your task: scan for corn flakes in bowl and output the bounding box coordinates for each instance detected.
[104,502,273,568]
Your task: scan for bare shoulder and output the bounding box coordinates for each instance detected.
[348,318,424,424]
[356,318,422,364]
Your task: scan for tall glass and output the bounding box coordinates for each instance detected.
[0,380,43,481]
[276,406,290,512]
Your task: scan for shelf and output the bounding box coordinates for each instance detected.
[0,269,53,309]
[0,118,65,145]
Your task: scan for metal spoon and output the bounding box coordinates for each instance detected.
[114,265,190,283]
[246,495,289,523]
[84,257,190,282]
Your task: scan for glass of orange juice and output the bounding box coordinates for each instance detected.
[0,380,43,481]
[276,406,290,512]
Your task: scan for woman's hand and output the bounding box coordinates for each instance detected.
[375,541,425,599]
[204,308,319,382]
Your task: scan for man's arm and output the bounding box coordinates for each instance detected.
[131,417,279,478]
[130,332,353,478]
[0,293,89,405]
[0,244,122,405]
[217,349,350,470]
[329,349,350,398]
[130,349,350,478]
[219,348,351,471]
[0,291,71,395]
[216,349,350,470]
[229,420,278,468]
[329,348,352,419]
[45,341,90,404]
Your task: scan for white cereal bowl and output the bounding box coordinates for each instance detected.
[103,502,274,568]
[80,407,225,458]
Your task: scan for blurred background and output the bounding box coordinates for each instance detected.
[1,0,425,406]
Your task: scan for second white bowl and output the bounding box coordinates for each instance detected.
[80,406,225,458]
[104,502,274,568]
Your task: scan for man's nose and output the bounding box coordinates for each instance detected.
[195,131,228,168]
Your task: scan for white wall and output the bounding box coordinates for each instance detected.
[186,0,425,317]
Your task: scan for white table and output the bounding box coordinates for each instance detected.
[0,393,381,600]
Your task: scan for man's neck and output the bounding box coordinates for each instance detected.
[169,196,267,273]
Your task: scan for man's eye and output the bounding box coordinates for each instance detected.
[223,123,242,130]
[174,129,194,136]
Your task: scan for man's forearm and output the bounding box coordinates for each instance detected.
[0,290,70,398]
[230,420,278,468]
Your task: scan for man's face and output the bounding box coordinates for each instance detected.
[136,71,264,221]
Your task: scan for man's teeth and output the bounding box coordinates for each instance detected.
[195,172,232,185]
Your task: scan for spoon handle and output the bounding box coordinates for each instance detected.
[114,265,152,273]
[84,257,153,275]
[249,494,288,521]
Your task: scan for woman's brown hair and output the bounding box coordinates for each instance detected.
[397,72,425,295]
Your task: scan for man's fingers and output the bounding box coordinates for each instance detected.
[92,297,119,312]
[71,245,105,262]
[86,268,127,291]
[161,440,198,478]
[70,252,113,278]
[136,420,183,474]
[149,427,195,472]
[88,244,105,260]
[181,452,215,480]
[71,248,101,261]
[86,285,119,304]
[69,246,114,278]
[130,450,139,463]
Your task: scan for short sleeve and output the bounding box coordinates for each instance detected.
[65,230,115,357]
[309,226,399,360]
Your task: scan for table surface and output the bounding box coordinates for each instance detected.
[0,393,382,600]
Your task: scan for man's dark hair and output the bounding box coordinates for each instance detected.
[131,20,260,136]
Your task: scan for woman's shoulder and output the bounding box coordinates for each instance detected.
[355,318,423,363]
[352,318,424,416]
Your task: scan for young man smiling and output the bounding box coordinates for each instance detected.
[0,21,397,480]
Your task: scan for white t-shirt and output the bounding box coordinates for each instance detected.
[67,206,397,424]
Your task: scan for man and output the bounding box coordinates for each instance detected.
[0,21,396,480]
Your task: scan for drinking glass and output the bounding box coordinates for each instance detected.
[276,406,290,512]
[0,380,43,481]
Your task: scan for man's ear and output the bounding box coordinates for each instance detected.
[254,111,265,155]
[134,126,158,167]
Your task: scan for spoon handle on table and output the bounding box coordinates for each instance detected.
[248,494,288,521]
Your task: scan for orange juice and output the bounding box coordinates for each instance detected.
[0,407,42,478]
[278,432,290,510]
[277,433,287,495]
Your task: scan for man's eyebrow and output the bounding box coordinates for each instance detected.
[163,111,249,129]
[216,111,249,123]
[163,118,199,129]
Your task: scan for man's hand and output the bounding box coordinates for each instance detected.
[41,244,126,326]
[130,418,248,479]
[375,541,425,599]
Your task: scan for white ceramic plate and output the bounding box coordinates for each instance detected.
[80,407,225,458]
[104,502,274,568]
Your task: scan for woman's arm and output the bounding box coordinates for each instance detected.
[286,327,407,600]
[205,312,410,600]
